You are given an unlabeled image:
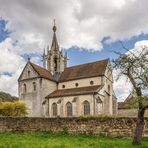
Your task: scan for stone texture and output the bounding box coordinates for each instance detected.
[0,117,147,137]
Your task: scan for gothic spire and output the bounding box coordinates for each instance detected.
[51,19,59,51]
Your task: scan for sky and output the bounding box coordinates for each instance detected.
[0,0,148,101]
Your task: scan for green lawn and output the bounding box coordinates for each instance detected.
[0,132,147,148]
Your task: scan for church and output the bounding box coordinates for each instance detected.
[18,23,117,117]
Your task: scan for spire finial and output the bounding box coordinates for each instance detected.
[28,56,30,61]
[53,19,56,32]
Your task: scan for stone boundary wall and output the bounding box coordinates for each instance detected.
[0,117,147,137]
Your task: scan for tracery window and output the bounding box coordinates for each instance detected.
[54,57,58,72]
[83,100,90,115]
[66,102,72,117]
[52,103,57,117]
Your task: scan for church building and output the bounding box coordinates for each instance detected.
[18,23,117,117]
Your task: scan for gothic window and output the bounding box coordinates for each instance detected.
[33,82,36,91]
[23,84,27,93]
[83,100,90,115]
[54,57,58,71]
[108,85,110,94]
[28,71,30,78]
[52,103,57,117]
[75,83,79,87]
[66,102,72,117]
[40,79,42,88]
[62,85,65,88]
[90,81,94,85]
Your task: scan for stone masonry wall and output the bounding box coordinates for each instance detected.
[0,117,147,137]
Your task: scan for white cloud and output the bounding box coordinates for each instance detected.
[0,0,148,50]
[0,38,25,96]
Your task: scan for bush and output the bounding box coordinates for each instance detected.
[0,101,28,116]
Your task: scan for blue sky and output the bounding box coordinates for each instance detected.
[67,33,148,66]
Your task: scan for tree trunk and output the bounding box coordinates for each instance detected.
[132,107,145,145]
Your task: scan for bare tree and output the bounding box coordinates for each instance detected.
[113,44,148,145]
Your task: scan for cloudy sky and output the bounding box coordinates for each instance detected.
[0,0,148,101]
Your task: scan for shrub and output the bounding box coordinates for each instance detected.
[0,101,28,116]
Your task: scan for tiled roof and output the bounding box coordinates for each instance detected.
[59,59,109,82]
[30,62,55,81]
[46,85,102,98]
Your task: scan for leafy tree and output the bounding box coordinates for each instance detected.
[0,101,28,116]
[113,44,148,145]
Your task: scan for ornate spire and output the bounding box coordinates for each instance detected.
[51,19,59,51]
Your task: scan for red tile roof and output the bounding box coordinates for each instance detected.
[46,85,102,98]
[30,62,55,81]
[59,59,109,82]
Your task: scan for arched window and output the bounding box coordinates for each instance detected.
[54,57,58,72]
[66,102,72,117]
[52,103,57,117]
[33,82,36,91]
[23,84,27,93]
[40,78,42,88]
[62,85,65,88]
[83,100,90,115]
[28,71,30,77]
[108,85,110,94]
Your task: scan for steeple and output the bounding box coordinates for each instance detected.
[46,20,68,75]
[51,19,59,51]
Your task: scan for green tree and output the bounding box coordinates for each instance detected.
[113,45,148,145]
[0,101,28,116]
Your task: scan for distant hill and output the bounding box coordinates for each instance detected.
[0,91,18,102]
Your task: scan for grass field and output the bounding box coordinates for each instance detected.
[0,132,147,148]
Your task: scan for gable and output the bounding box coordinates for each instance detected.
[18,62,56,82]
[18,62,39,81]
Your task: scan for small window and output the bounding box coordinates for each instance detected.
[75,83,79,87]
[108,85,110,94]
[28,71,31,77]
[33,82,36,91]
[23,84,27,93]
[90,81,94,85]
[40,79,42,88]
[62,85,65,88]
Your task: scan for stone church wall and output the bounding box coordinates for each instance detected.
[58,77,102,89]
[0,117,147,137]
